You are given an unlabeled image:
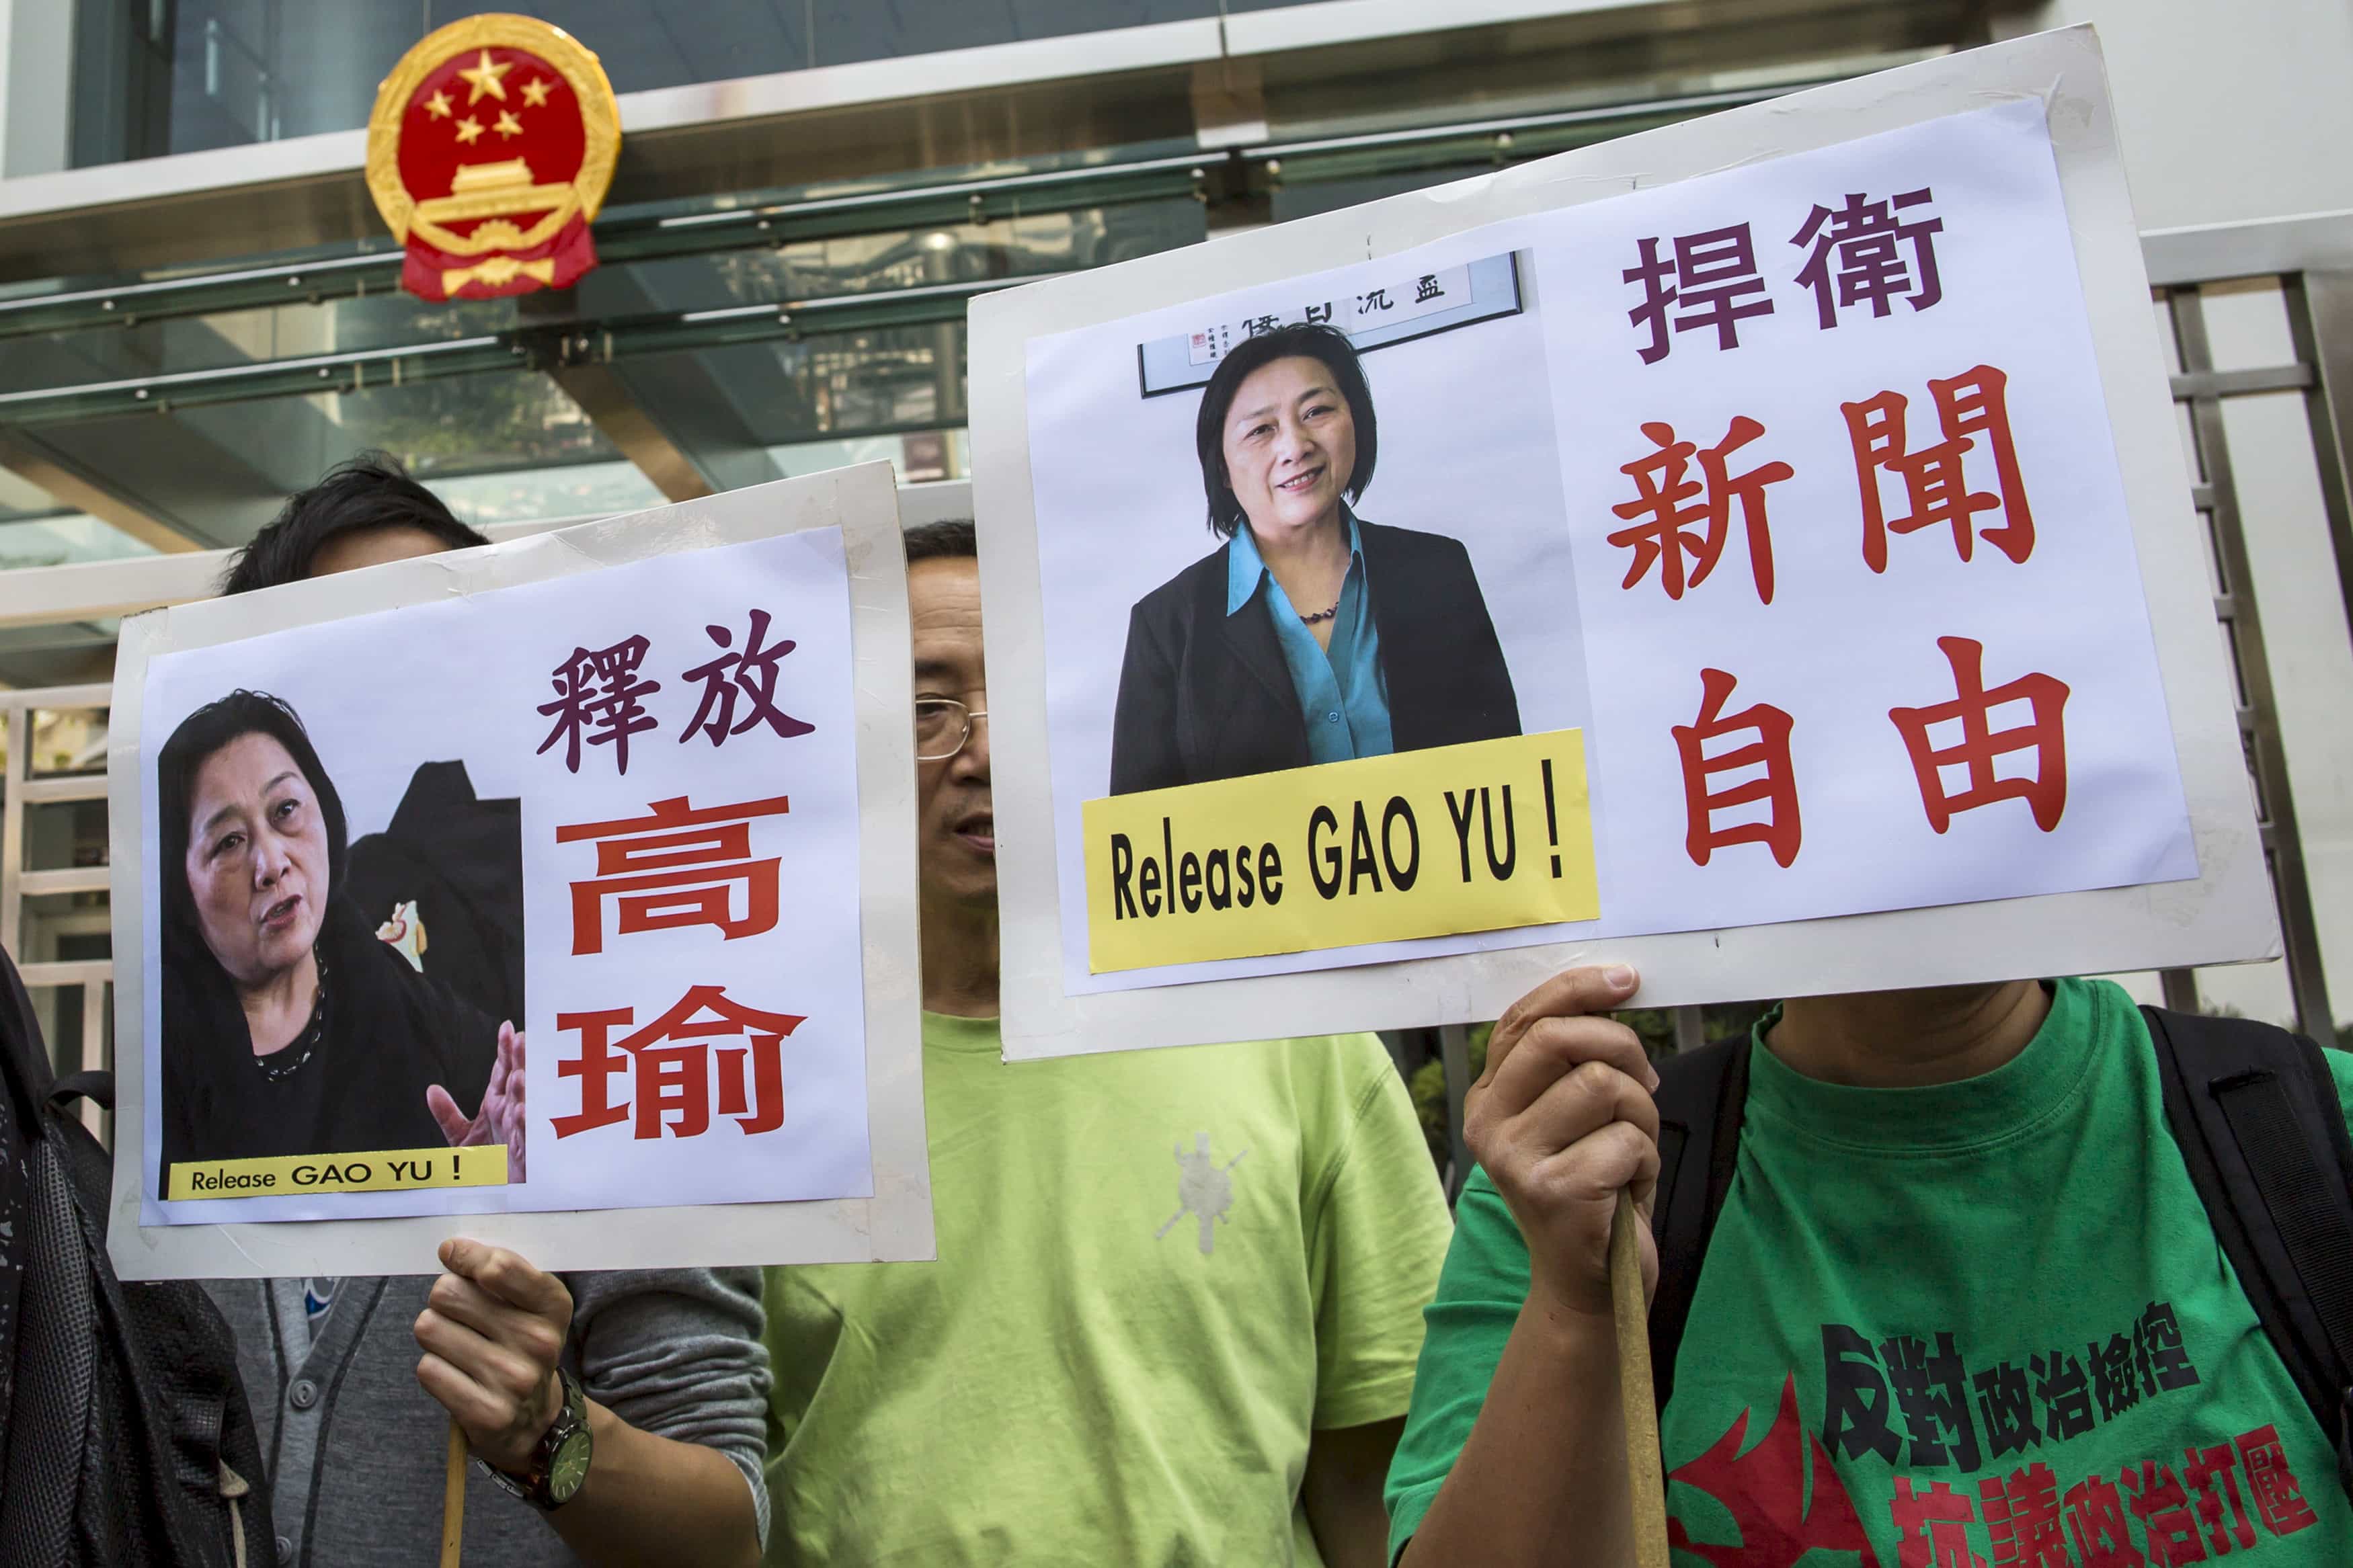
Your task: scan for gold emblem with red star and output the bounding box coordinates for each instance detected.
[364,13,621,302]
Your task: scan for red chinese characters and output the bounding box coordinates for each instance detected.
[1666,634,2073,872]
[559,794,791,954]
[1825,1306,2303,1565]
[1672,668,1802,869]
[1874,1418,2319,1565]
[1893,1477,1989,1568]
[1977,1464,2071,1568]
[551,794,807,1144]
[2182,1442,2257,1553]
[1845,366,2034,573]
[2059,1473,2141,1568]
[1607,364,2029,602]
[2235,1424,2319,1537]
[2120,1462,2206,1566]
[1608,417,1793,606]
[553,986,803,1141]
[1888,638,2072,835]
[1607,353,2083,871]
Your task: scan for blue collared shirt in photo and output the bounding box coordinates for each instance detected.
[1227,511,1394,765]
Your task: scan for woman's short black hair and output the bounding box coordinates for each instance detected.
[220,453,487,595]
[157,691,349,974]
[1194,323,1378,539]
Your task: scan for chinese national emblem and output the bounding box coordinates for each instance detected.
[364,13,621,302]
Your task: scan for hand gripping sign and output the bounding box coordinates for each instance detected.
[968,27,2276,1063]
[106,465,930,1280]
[365,13,621,302]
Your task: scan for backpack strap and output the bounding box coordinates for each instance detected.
[48,1071,114,1114]
[2143,1005,2353,1499]
[1646,1033,1749,1415]
[0,945,50,1141]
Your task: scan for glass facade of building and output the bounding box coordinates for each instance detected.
[74,1,1346,165]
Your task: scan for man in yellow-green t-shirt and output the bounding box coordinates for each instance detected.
[760,522,1453,1566]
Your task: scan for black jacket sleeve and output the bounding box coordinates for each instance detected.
[417,970,500,1113]
[346,933,499,1122]
[1371,525,1523,752]
[1108,597,1187,796]
[1447,535,1522,741]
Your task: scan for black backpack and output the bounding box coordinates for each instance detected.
[1648,1004,2353,1500]
[0,949,276,1565]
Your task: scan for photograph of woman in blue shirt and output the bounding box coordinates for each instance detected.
[1109,322,1521,794]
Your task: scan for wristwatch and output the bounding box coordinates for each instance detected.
[482,1366,593,1511]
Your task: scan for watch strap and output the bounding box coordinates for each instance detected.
[477,1454,530,1503]
[484,1367,588,1511]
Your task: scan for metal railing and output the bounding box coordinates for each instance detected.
[5,682,112,1136]
[2160,280,2341,1032]
[2137,247,2353,1038]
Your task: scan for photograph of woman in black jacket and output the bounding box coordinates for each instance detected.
[155,688,524,1194]
[1109,322,1521,795]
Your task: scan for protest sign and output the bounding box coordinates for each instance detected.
[969,26,2278,1060]
[106,463,930,1278]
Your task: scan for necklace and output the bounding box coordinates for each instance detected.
[257,946,329,1084]
[1299,596,1342,625]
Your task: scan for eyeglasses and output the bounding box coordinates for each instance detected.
[914,696,988,761]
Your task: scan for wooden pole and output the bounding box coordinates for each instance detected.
[1611,1189,1671,1568]
[440,1415,467,1567]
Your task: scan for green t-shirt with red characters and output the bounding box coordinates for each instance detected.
[1386,977,2353,1565]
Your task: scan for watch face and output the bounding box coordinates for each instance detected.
[547,1428,592,1505]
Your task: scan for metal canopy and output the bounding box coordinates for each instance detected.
[0,73,1878,431]
[0,151,1222,341]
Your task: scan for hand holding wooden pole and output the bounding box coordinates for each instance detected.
[440,1414,467,1567]
[1611,1188,1671,1568]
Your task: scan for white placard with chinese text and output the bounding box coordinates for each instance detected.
[1538,98,2196,938]
[106,464,932,1277]
[970,28,2276,1059]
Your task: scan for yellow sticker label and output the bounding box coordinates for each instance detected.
[1082,729,1599,972]
[167,1146,508,1202]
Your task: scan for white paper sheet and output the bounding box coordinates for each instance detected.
[1540,99,2197,939]
[107,464,933,1277]
[969,27,2276,1060]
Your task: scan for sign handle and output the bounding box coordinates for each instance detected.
[440,1415,467,1567]
[1611,1189,1671,1568]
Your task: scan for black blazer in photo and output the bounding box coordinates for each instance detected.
[1109,519,1521,794]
